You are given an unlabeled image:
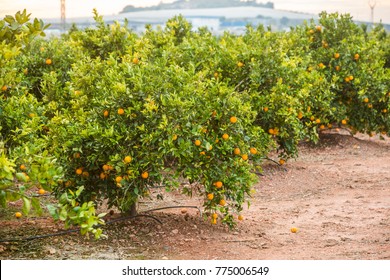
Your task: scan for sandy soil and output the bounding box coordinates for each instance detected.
[1,131,389,260]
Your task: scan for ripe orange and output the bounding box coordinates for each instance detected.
[115,176,123,183]
[334,53,340,59]
[335,65,341,71]
[118,108,125,115]
[263,107,269,112]
[124,156,132,164]
[15,212,22,219]
[207,193,214,200]
[382,109,388,113]
[345,77,350,82]
[250,147,257,155]
[200,151,206,155]
[76,168,83,175]
[214,181,223,188]
[194,139,201,146]
[45,58,52,65]
[341,119,347,125]
[100,172,107,180]
[219,199,226,206]
[268,128,275,135]
[20,164,26,171]
[241,154,248,161]
[230,116,237,124]
[328,123,333,129]
[368,103,373,109]
[298,112,303,119]
[310,116,315,121]
[290,227,298,233]
[103,110,109,117]
[237,61,244,67]
[102,164,110,171]
[172,134,178,141]
[234,148,241,155]
[222,133,229,140]
[238,215,244,221]
[363,97,369,103]
[1,85,7,91]
[141,171,149,179]
[319,125,325,130]
[349,75,354,81]
[318,62,325,68]
[211,218,217,225]
[279,159,286,165]
[38,188,45,195]
[212,213,218,219]
[316,25,322,32]
[315,118,321,124]
[354,53,360,60]
[132,57,139,64]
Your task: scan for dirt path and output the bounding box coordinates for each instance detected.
[1,132,389,259]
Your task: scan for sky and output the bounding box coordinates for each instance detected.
[0,0,389,24]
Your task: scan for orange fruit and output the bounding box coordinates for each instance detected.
[118,108,125,115]
[230,116,237,124]
[328,124,333,128]
[319,125,325,130]
[318,62,325,68]
[234,148,241,155]
[349,75,354,81]
[341,119,347,125]
[103,110,109,117]
[334,53,340,59]
[238,215,244,221]
[200,151,206,156]
[115,176,123,183]
[237,61,244,67]
[215,138,220,143]
[241,154,248,161]
[268,128,275,135]
[102,164,110,171]
[310,116,315,121]
[290,227,298,233]
[82,171,89,177]
[194,139,201,146]
[363,97,369,103]
[250,147,257,155]
[279,159,286,165]
[345,77,350,82]
[222,133,229,140]
[172,134,178,141]
[316,25,322,32]
[1,85,7,91]
[76,168,83,175]
[219,199,226,206]
[315,119,321,124]
[211,218,217,225]
[207,193,214,200]
[15,212,22,219]
[141,171,149,179]
[132,57,139,64]
[124,156,132,164]
[354,53,359,60]
[335,65,341,71]
[20,164,26,171]
[45,58,52,65]
[214,181,223,188]
[263,107,269,112]
[38,188,45,195]
[212,213,218,219]
[368,103,373,109]
[100,172,107,180]
[298,112,303,119]
[382,109,388,113]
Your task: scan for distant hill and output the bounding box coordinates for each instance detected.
[120,0,274,13]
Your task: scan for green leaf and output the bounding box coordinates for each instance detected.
[31,197,43,216]
[22,196,31,215]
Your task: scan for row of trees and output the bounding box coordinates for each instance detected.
[1,10,389,238]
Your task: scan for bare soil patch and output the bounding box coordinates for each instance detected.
[1,132,389,260]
